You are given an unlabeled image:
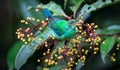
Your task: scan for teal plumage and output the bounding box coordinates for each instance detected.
[42,9,75,39]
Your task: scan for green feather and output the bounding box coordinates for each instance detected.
[55,20,69,35]
[51,20,75,40]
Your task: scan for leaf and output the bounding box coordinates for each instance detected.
[99,25,120,35]
[51,41,65,58]
[7,41,23,70]
[100,36,115,63]
[38,1,67,17]
[15,27,52,70]
[17,0,38,17]
[117,36,120,43]
[107,25,120,30]
[69,0,84,14]
[15,44,35,70]
[16,0,47,25]
[75,61,83,70]
[77,0,120,18]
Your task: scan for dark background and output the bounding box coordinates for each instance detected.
[0,0,16,70]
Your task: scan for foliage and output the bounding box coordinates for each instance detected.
[100,36,115,63]
[7,0,120,70]
[7,41,23,70]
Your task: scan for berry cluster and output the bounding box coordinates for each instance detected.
[16,15,102,70]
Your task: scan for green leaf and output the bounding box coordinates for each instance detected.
[77,0,120,18]
[38,1,67,17]
[100,36,115,63]
[107,25,120,30]
[75,61,83,70]
[15,27,52,70]
[16,0,47,24]
[51,41,65,58]
[117,36,120,43]
[49,65,62,70]
[99,25,120,35]
[101,29,120,35]
[69,0,84,14]
[17,0,38,17]
[7,41,23,70]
